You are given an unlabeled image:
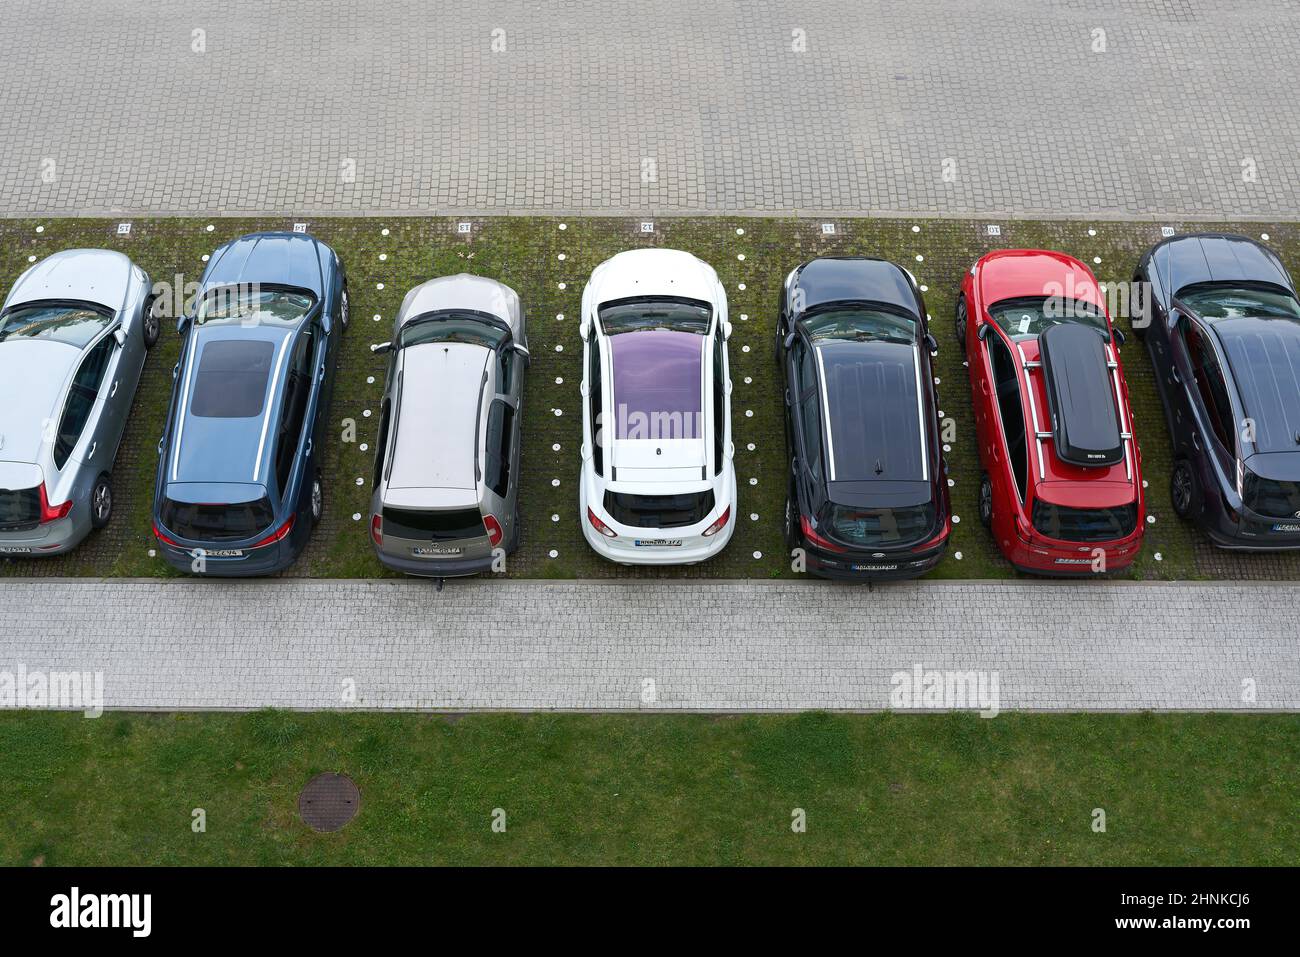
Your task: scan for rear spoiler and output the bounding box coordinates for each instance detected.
[1018,326,1133,480]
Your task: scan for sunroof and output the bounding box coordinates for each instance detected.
[609,329,703,440]
[191,340,275,418]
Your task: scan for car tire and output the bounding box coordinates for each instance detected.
[339,283,350,331]
[955,295,968,357]
[783,493,797,550]
[310,472,324,526]
[1170,460,1197,519]
[142,293,161,349]
[90,474,113,530]
[978,472,993,529]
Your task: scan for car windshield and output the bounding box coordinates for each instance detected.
[1242,470,1300,519]
[399,313,507,349]
[196,287,315,327]
[988,296,1108,341]
[822,502,934,546]
[801,307,916,344]
[599,297,711,336]
[1178,285,1300,322]
[0,302,112,348]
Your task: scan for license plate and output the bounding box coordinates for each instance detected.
[0,546,32,554]
[414,545,461,556]
[205,549,244,557]
[1271,523,1300,533]
[852,563,897,571]
[634,539,682,547]
[1054,558,1091,564]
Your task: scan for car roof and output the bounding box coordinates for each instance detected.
[169,323,296,488]
[387,342,491,492]
[815,339,927,485]
[791,257,919,319]
[1216,317,1300,456]
[1152,234,1292,301]
[0,339,79,465]
[4,249,134,313]
[202,232,328,298]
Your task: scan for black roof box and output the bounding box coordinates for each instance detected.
[1039,323,1123,468]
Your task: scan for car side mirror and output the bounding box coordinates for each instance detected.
[177,314,191,335]
[513,343,530,358]
[925,333,939,354]
[579,315,591,341]
[370,341,392,355]
[721,318,733,341]
[977,323,993,342]
[113,327,126,347]
[783,332,796,351]
[1112,328,1126,347]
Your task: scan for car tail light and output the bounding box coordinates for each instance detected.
[370,514,383,546]
[586,507,617,538]
[251,515,295,549]
[37,484,72,524]
[483,514,504,547]
[800,515,846,553]
[152,521,179,548]
[911,512,952,552]
[702,506,731,537]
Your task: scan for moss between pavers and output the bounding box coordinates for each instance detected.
[2,215,1297,581]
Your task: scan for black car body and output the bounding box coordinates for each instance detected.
[775,257,951,580]
[1135,233,1300,548]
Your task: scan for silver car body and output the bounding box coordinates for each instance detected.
[369,274,528,577]
[0,249,154,555]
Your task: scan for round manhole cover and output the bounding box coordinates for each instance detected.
[299,772,361,832]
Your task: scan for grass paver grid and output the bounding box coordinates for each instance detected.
[2,215,1298,582]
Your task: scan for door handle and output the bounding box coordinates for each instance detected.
[318,365,326,381]
[979,379,990,395]
[1192,431,1201,452]
[109,379,119,398]
[304,437,313,458]
[1171,367,1182,385]
[88,441,97,459]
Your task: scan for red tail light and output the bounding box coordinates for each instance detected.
[371,514,383,546]
[912,512,952,552]
[251,514,295,549]
[152,521,179,548]
[38,484,72,524]
[483,513,503,547]
[587,507,617,538]
[800,515,846,553]
[702,506,731,537]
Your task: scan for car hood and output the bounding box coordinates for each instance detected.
[789,257,919,320]
[4,249,134,313]
[1153,234,1293,300]
[396,274,523,341]
[201,233,326,297]
[587,249,720,308]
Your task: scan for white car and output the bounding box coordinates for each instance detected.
[578,249,737,564]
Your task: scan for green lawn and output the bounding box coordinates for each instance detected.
[1,710,1295,866]
[2,215,1298,581]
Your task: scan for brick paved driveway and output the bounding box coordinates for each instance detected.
[1,0,1297,218]
[3,579,1295,711]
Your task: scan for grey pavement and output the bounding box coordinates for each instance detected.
[1,0,1298,219]
[2,579,1296,712]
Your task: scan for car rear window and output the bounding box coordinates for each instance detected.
[603,490,714,529]
[161,497,275,541]
[382,506,484,542]
[1243,472,1300,519]
[0,486,40,530]
[1031,500,1137,542]
[191,340,276,418]
[823,502,934,546]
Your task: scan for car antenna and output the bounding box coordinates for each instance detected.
[874,458,884,476]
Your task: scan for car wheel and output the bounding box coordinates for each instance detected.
[339,284,350,331]
[142,294,161,349]
[1170,460,1196,519]
[955,295,968,357]
[310,472,323,525]
[783,494,797,550]
[90,474,113,530]
[978,472,993,529]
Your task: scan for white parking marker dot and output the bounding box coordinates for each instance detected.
[943,443,951,452]
[555,376,563,385]
[552,514,559,522]
[1093,257,1102,265]
[381,228,390,236]
[749,513,758,521]
[920,285,928,292]
[27,256,35,262]
[737,254,745,261]
[745,409,753,417]
[555,313,564,321]
[205,224,214,232]
[916,255,924,262]
[554,409,563,416]
[376,282,384,290]
[741,345,750,353]
[360,443,368,452]
[201,255,210,262]
[363,409,372,417]
[372,314,381,322]
[743,376,752,384]
[367,376,375,384]
[148,549,156,558]
[549,549,558,558]
[954,551,963,560]
[1147,515,1156,524]
[558,282,566,290]
[740,314,749,321]
[555,344,563,352]
[911,225,920,233]
[952,515,961,523]
[558,223,567,230]
[1142,480,1149,489]
[558,253,566,261]
[1154,552,1163,561]
[738,283,746,291]
[1261,233,1271,241]
[378,253,387,261]
[551,478,560,487]
[35,225,44,233]
[753,551,762,559]
[736,227,745,236]
[749,477,758,485]
[352,513,361,521]
[1088,229,1097,237]
[747,443,755,451]
[552,443,561,451]
[355,477,364,486]
[947,478,955,487]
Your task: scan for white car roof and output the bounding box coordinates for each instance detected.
[0,339,77,465]
[387,341,489,492]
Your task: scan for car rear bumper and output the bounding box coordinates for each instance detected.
[154,539,296,577]
[802,539,948,581]
[374,546,499,578]
[1001,533,1142,575]
[0,514,88,557]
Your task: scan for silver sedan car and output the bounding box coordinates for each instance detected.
[0,249,159,555]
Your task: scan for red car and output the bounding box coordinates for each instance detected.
[958,250,1145,574]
